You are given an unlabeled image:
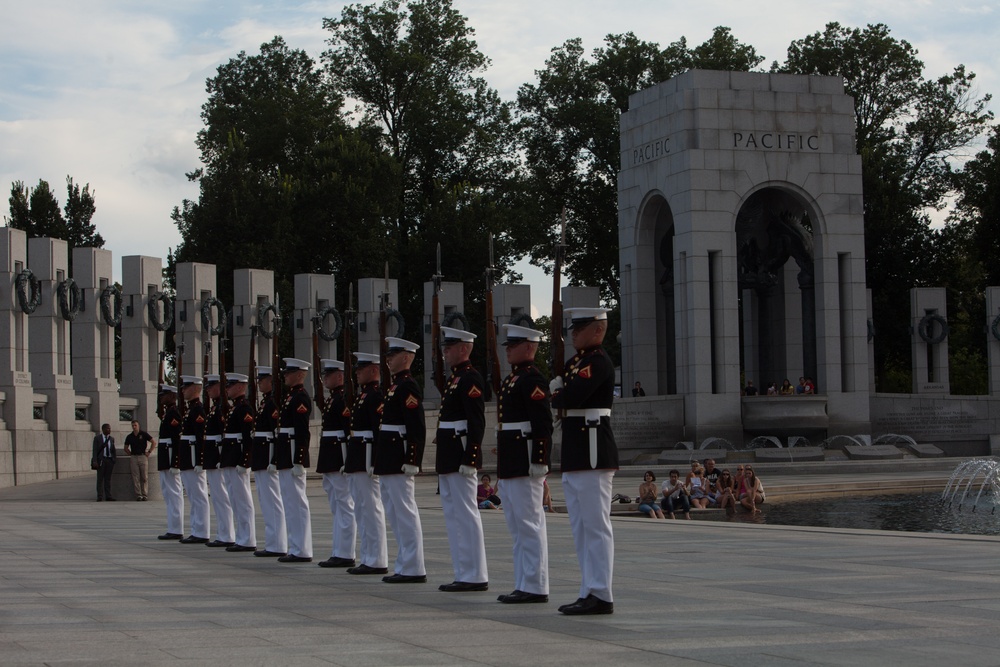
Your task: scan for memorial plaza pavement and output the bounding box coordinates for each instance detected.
[2,465,1000,666]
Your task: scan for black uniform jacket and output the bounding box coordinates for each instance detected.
[157,404,182,471]
[275,384,311,469]
[435,360,486,474]
[496,361,553,479]
[222,395,254,468]
[344,381,381,474]
[374,370,425,476]
[203,401,225,469]
[551,346,619,472]
[178,399,207,470]
[251,393,278,472]
[316,387,351,474]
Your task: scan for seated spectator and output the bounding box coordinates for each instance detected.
[744,380,759,396]
[715,469,737,511]
[779,378,795,396]
[660,469,690,520]
[477,474,500,509]
[795,377,806,395]
[738,466,765,514]
[804,377,816,394]
[688,466,710,509]
[766,382,777,396]
[632,381,646,397]
[703,458,721,506]
[637,470,664,519]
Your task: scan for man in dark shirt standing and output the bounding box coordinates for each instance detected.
[124,420,154,500]
[91,423,117,501]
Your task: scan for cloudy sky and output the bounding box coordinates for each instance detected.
[1,0,996,314]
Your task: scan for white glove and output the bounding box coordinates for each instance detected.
[553,418,562,431]
[458,464,478,478]
[194,465,203,473]
[237,466,248,476]
[170,467,180,476]
[529,463,548,478]
[339,465,346,475]
[267,463,277,473]
[402,464,419,476]
[292,464,305,478]
[549,377,563,394]
[367,466,375,478]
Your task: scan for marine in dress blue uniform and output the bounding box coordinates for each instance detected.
[375,337,427,584]
[203,374,235,548]
[220,373,257,552]
[344,352,389,575]
[178,376,210,543]
[251,369,287,557]
[435,326,488,592]
[550,307,619,615]
[316,359,357,568]
[274,358,313,563]
[156,385,184,540]
[495,324,553,604]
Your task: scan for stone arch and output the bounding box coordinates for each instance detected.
[734,184,822,394]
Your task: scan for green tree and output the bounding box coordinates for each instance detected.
[322,0,523,353]
[516,27,762,303]
[775,22,994,390]
[172,37,400,331]
[6,176,104,250]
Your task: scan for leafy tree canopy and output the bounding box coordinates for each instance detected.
[6,176,105,252]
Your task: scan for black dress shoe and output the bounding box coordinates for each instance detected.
[318,557,356,568]
[96,497,103,502]
[439,581,489,592]
[206,540,235,548]
[226,544,258,552]
[558,594,614,615]
[157,532,183,540]
[346,564,389,575]
[277,554,312,563]
[382,573,427,584]
[498,590,548,604]
[557,597,587,613]
[253,550,286,558]
[179,535,210,544]
[106,497,117,501]
[135,497,143,501]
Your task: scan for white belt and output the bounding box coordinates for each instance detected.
[180,435,196,442]
[254,431,274,438]
[499,421,532,433]
[352,430,374,439]
[322,430,346,438]
[438,420,468,431]
[278,427,294,435]
[160,438,172,445]
[565,408,612,420]
[380,424,406,435]
[204,435,221,442]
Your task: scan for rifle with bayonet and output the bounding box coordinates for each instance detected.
[176,334,187,418]
[218,325,231,417]
[484,234,502,402]
[271,297,283,413]
[431,243,445,395]
[156,349,167,418]
[551,208,567,417]
[311,294,326,411]
[343,284,356,406]
[247,324,258,410]
[202,340,212,409]
[379,263,391,390]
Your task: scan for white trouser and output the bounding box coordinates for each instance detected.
[498,476,548,595]
[222,467,256,548]
[380,474,425,576]
[180,469,210,539]
[322,472,356,560]
[254,470,287,554]
[205,468,234,543]
[563,469,615,603]
[278,468,313,559]
[160,470,184,536]
[439,472,487,584]
[348,472,387,568]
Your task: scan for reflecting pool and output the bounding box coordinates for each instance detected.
[725,492,1000,536]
